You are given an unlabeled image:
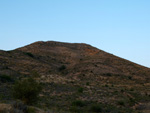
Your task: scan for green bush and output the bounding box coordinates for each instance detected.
[12,77,42,105]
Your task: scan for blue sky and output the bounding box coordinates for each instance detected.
[0,0,150,67]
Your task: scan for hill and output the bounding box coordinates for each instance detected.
[0,41,150,112]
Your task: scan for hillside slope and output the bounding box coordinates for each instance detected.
[0,41,150,112]
[1,41,150,78]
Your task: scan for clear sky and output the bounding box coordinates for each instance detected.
[0,0,150,67]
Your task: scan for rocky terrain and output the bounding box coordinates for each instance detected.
[0,41,150,113]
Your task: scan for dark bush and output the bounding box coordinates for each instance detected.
[86,82,90,86]
[69,106,83,113]
[117,100,125,106]
[58,65,66,71]
[90,104,102,112]
[104,73,112,76]
[24,52,34,58]
[129,98,136,106]
[2,66,9,69]
[128,76,132,80]
[130,88,134,91]
[120,89,124,93]
[27,107,36,113]
[105,84,109,87]
[12,77,42,105]
[72,100,85,107]
[0,74,14,83]
[78,87,83,93]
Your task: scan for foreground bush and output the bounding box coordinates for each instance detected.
[12,77,42,105]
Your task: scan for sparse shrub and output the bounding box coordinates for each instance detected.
[105,84,109,87]
[117,100,125,106]
[12,77,42,105]
[70,106,82,113]
[90,104,102,112]
[0,74,14,83]
[2,66,9,69]
[80,58,83,61]
[120,89,124,93]
[94,64,98,67]
[82,74,85,76]
[86,82,90,86]
[128,76,132,80]
[24,52,34,58]
[104,73,112,76]
[78,87,83,93]
[31,71,40,78]
[0,94,4,100]
[130,88,134,91]
[58,65,66,71]
[129,98,136,106]
[106,73,112,76]
[27,107,36,113]
[113,90,118,95]
[72,100,85,107]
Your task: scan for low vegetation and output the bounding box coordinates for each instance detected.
[24,52,34,58]
[12,77,42,105]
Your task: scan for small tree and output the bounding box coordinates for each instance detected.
[12,77,42,105]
